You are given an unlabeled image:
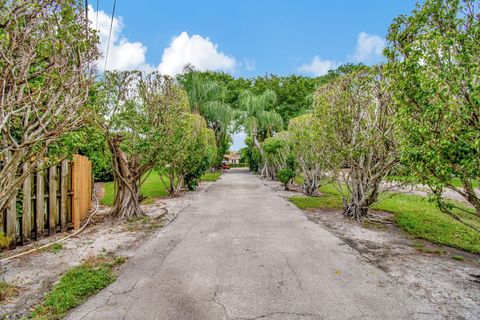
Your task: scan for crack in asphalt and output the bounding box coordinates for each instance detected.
[286,257,303,290]
[232,311,324,319]
[211,289,229,320]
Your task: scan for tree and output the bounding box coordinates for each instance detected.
[277,152,297,191]
[250,75,321,124]
[385,0,480,220]
[179,71,236,168]
[240,138,261,172]
[261,132,291,180]
[288,114,326,196]
[159,113,216,195]
[315,68,398,219]
[98,71,188,218]
[183,119,217,191]
[239,90,283,178]
[0,0,99,212]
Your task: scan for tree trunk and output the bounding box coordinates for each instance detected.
[169,173,176,195]
[303,170,319,196]
[342,173,380,220]
[461,178,480,217]
[167,171,183,197]
[108,136,145,219]
[110,177,144,219]
[343,202,369,220]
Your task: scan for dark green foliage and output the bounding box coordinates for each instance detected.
[277,168,295,189]
[77,127,113,182]
[184,153,213,190]
[385,0,480,217]
[241,137,261,172]
[179,64,366,126]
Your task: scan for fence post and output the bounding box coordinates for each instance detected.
[48,166,57,234]
[60,160,69,232]
[72,155,80,230]
[71,155,92,230]
[36,165,45,239]
[6,195,17,248]
[22,164,32,244]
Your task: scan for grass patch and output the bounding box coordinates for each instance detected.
[0,232,12,249]
[0,281,19,301]
[200,172,222,182]
[289,194,342,210]
[32,255,126,320]
[294,176,304,186]
[452,255,465,261]
[289,184,480,253]
[101,170,217,206]
[51,243,63,253]
[101,171,170,206]
[372,193,480,253]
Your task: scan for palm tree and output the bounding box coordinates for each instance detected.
[239,90,283,178]
[180,73,236,167]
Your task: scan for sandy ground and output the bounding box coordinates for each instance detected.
[0,182,212,319]
[263,179,480,320]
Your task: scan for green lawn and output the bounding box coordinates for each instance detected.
[101,171,221,206]
[289,184,480,253]
[200,172,222,182]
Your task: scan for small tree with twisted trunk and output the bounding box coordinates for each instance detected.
[99,71,188,219]
[315,68,398,220]
[288,114,327,196]
[0,0,99,212]
[159,114,217,195]
[385,0,480,222]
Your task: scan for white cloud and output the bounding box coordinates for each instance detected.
[243,59,256,72]
[88,5,152,72]
[351,32,385,63]
[158,32,236,76]
[297,56,338,76]
[298,32,385,75]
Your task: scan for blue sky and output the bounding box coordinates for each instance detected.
[90,0,419,149]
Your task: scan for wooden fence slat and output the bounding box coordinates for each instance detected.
[49,166,57,234]
[36,167,45,239]
[3,154,92,247]
[72,155,80,230]
[6,194,17,248]
[60,160,69,232]
[22,164,32,244]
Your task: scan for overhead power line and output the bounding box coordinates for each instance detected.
[104,0,117,71]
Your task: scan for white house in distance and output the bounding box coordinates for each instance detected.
[224,151,241,165]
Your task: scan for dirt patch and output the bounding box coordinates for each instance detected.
[306,209,480,319]
[265,178,480,320]
[0,182,212,319]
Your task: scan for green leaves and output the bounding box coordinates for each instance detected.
[385,0,480,216]
[179,72,235,167]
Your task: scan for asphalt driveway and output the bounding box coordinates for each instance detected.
[66,168,440,320]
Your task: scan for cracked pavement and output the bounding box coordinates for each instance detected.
[66,169,441,320]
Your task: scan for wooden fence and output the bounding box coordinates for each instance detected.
[1,155,92,248]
